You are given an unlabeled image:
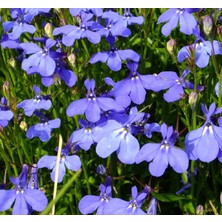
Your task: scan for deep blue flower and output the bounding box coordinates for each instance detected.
[104,77,131,109]
[90,36,140,71]
[17,85,52,116]
[185,103,222,162]
[78,176,112,215]
[94,107,144,164]
[157,8,198,36]
[20,39,57,77]
[53,12,101,46]
[103,185,149,215]
[0,97,14,128]
[26,116,61,142]
[136,123,189,177]
[109,61,154,104]
[142,69,204,102]
[0,34,20,49]
[147,197,158,215]
[38,143,81,183]
[69,119,97,151]
[3,9,36,40]
[177,27,222,68]
[144,122,161,138]
[0,164,48,215]
[66,78,120,123]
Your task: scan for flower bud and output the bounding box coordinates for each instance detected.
[217,26,222,42]
[220,192,222,205]
[20,121,27,131]
[44,23,53,37]
[3,81,10,96]
[189,92,198,110]
[196,204,204,215]
[96,164,106,175]
[203,15,213,36]
[166,38,176,54]
[9,57,16,68]
[68,53,76,65]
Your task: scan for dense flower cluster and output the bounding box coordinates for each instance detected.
[0,8,222,215]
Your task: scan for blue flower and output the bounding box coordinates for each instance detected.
[0,97,14,128]
[157,8,198,36]
[17,85,52,116]
[53,12,101,46]
[26,115,61,142]
[142,69,204,102]
[147,197,158,215]
[94,107,144,164]
[144,122,161,138]
[109,61,154,104]
[78,176,112,215]
[20,39,57,77]
[90,36,140,71]
[38,143,81,183]
[103,185,149,215]
[69,119,97,151]
[3,9,36,40]
[66,78,120,123]
[185,103,222,162]
[0,164,48,215]
[136,123,189,177]
[177,28,222,68]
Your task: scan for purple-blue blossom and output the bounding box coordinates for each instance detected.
[147,197,158,215]
[103,185,149,215]
[17,85,52,116]
[53,12,101,46]
[94,107,144,164]
[38,143,81,183]
[90,36,140,72]
[185,103,222,162]
[136,123,189,177]
[78,176,112,215]
[157,8,198,36]
[66,78,120,123]
[0,97,14,128]
[20,39,58,77]
[26,116,61,142]
[0,164,48,215]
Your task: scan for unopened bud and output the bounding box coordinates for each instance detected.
[220,192,222,205]
[3,81,10,96]
[19,121,27,131]
[96,164,106,175]
[44,23,53,37]
[196,204,204,215]
[166,38,176,54]
[203,15,213,36]
[8,57,16,68]
[68,53,76,65]
[189,92,198,109]
[217,26,222,42]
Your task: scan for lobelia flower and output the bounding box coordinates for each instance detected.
[108,61,154,105]
[0,97,14,128]
[157,8,198,36]
[0,164,48,215]
[90,35,140,72]
[69,8,103,17]
[38,142,81,183]
[26,113,61,142]
[102,9,144,28]
[147,197,158,215]
[144,122,161,138]
[78,176,112,215]
[69,119,97,151]
[66,78,120,123]
[104,77,131,109]
[17,85,52,116]
[3,9,36,40]
[94,107,144,164]
[142,69,204,103]
[177,27,222,68]
[53,11,101,46]
[136,123,189,177]
[103,185,150,215]
[185,103,222,163]
[0,34,21,49]
[20,38,58,77]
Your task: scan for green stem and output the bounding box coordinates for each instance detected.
[80,153,91,194]
[40,170,82,215]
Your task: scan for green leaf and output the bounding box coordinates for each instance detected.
[151,192,190,202]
